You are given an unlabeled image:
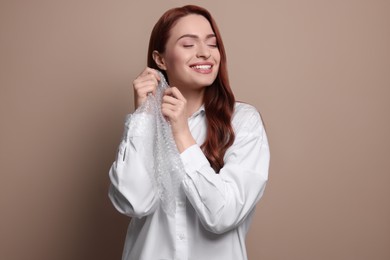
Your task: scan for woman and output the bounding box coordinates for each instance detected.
[109,5,270,260]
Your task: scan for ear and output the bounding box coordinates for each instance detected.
[152,50,167,70]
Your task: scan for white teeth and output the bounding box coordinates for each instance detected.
[191,65,211,69]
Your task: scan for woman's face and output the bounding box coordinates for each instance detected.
[158,14,221,90]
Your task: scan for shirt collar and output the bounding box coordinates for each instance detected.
[189,104,205,119]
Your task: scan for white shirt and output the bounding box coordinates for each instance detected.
[109,102,270,260]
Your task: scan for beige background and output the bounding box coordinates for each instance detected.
[1,0,389,259]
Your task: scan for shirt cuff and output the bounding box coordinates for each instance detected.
[180,144,210,174]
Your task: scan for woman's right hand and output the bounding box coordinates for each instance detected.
[133,67,161,109]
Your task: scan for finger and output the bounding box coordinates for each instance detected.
[139,67,161,81]
[165,87,185,100]
[134,74,158,87]
[134,74,159,92]
[161,106,176,120]
[164,87,173,96]
[139,67,154,76]
[164,89,186,110]
[162,95,180,105]
[139,85,156,95]
[133,81,157,103]
[134,84,156,98]
[134,78,158,92]
[161,103,176,112]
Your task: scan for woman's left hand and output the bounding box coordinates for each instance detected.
[161,87,196,152]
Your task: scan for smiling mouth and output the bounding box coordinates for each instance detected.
[190,65,212,70]
[190,64,213,74]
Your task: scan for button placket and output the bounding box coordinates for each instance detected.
[175,190,188,260]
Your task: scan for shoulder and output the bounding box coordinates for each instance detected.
[232,102,264,132]
[233,102,259,116]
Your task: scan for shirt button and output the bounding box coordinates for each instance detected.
[178,233,185,240]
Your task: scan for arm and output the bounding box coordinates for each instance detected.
[109,68,161,217]
[181,107,270,234]
[108,114,159,218]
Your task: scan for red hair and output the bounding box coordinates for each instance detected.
[147,5,235,172]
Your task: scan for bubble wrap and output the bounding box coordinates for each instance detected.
[126,71,185,216]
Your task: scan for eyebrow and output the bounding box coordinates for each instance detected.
[176,34,216,42]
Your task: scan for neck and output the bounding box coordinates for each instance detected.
[177,86,205,117]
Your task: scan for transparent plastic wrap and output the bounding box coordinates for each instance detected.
[124,71,185,216]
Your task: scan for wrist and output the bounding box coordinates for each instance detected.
[173,130,196,153]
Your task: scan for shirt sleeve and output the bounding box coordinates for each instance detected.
[108,113,159,218]
[181,107,270,234]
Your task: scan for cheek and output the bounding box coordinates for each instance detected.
[165,49,188,69]
[214,53,221,70]
[214,50,221,63]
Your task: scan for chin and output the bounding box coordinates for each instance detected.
[170,70,218,88]
[192,74,218,86]
[193,78,216,88]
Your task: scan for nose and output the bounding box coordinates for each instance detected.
[196,43,211,59]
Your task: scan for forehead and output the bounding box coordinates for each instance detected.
[169,14,214,38]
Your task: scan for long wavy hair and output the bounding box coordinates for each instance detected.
[147,5,235,172]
